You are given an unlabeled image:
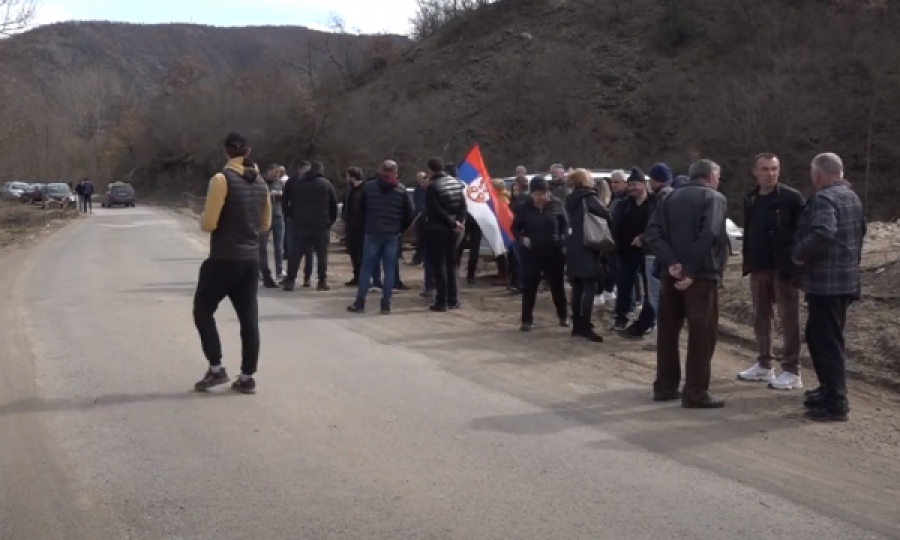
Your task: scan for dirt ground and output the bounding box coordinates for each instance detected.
[0,201,83,254]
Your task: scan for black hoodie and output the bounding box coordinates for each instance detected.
[284,170,338,232]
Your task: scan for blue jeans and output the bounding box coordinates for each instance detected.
[356,233,399,306]
[372,235,401,287]
[645,255,660,326]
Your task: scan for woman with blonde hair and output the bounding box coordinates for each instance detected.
[565,168,611,342]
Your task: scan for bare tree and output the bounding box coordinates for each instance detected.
[0,0,38,36]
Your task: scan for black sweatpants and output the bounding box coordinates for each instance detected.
[805,294,854,410]
[521,246,567,324]
[287,229,330,283]
[426,229,462,307]
[193,258,260,375]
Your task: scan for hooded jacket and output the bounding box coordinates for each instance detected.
[200,156,271,261]
[284,169,338,232]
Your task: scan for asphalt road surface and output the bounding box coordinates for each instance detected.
[1,206,897,540]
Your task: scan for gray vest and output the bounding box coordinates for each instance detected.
[209,168,268,261]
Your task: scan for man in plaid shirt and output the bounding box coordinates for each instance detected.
[792,152,866,422]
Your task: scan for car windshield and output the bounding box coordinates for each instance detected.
[47,184,70,194]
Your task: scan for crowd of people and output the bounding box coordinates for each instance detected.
[190,132,867,424]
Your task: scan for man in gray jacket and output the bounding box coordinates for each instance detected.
[644,159,729,409]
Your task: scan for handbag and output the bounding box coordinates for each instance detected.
[582,198,615,253]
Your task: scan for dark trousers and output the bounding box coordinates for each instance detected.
[347,230,364,281]
[603,253,617,293]
[286,229,329,283]
[521,246,567,324]
[457,220,483,279]
[614,249,655,328]
[80,194,92,213]
[653,277,719,403]
[426,229,462,307]
[570,278,599,329]
[412,214,426,264]
[806,294,853,410]
[193,259,260,375]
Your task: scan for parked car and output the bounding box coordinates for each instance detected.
[40,183,76,209]
[725,218,743,255]
[1,181,29,200]
[102,182,136,207]
[20,183,45,204]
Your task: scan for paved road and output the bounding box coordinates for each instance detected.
[0,207,897,540]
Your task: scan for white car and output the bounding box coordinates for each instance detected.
[725,218,743,255]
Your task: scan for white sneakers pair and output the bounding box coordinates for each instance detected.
[738,363,803,390]
[593,291,616,307]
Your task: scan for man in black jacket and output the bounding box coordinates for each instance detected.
[424,157,467,312]
[347,160,414,314]
[342,166,367,286]
[611,168,655,335]
[281,160,309,270]
[736,153,806,391]
[282,160,338,291]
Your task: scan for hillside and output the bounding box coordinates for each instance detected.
[0,21,408,189]
[336,0,900,218]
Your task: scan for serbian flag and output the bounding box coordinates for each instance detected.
[456,144,515,256]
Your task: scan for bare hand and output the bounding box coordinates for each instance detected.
[631,236,642,247]
[455,221,465,232]
[669,263,683,279]
[522,237,531,248]
[674,277,693,291]
[792,257,803,266]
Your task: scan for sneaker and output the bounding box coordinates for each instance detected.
[231,376,256,395]
[346,302,365,314]
[448,302,462,310]
[282,280,295,292]
[769,372,803,390]
[520,322,533,332]
[262,278,279,289]
[317,281,330,291]
[737,363,775,382]
[380,305,391,315]
[280,270,287,278]
[602,291,616,303]
[345,278,359,287]
[593,295,605,307]
[610,320,628,332]
[194,367,230,391]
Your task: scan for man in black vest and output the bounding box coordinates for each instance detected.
[193,132,271,395]
[282,160,338,291]
[347,160,414,314]
[424,157,467,312]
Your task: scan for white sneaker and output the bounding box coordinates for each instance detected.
[737,363,775,382]
[769,372,803,390]
[280,270,287,278]
[602,291,616,302]
[593,295,605,307]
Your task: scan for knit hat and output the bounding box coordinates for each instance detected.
[648,162,673,184]
[672,175,689,189]
[626,167,646,183]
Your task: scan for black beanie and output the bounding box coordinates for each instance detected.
[627,167,645,183]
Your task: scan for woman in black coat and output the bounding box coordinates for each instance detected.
[565,169,612,342]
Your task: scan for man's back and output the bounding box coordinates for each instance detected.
[362,177,413,235]
[647,182,728,281]
[287,171,337,231]
[425,173,466,233]
[208,160,270,261]
[795,181,866,297]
